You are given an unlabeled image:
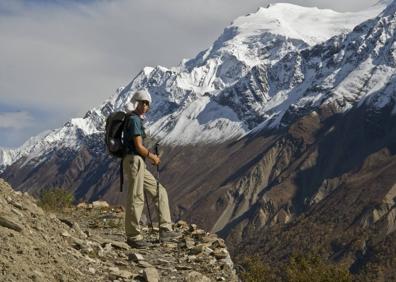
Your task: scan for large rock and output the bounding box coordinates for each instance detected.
[143,268,159,282]
[184,271,211,282]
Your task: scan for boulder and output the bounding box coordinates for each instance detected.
[143,267,160,282]
[92,201,110,209]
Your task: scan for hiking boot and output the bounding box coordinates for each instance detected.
[159,229,182,242]
[126,238,152,249]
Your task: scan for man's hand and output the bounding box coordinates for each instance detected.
[149,153,160,166]
[133,135,161,166]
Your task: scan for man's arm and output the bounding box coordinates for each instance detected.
[133,135,160,165]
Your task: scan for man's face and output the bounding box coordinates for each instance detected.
[136,100,150,114]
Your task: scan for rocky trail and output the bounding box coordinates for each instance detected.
[0,179,237,282]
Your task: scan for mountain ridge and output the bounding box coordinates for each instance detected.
[0,3,388,170]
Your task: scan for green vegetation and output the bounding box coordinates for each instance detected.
[238,254,352,282]
[38,188,74,211]
[286,253,351,282]
[239,256,277,282]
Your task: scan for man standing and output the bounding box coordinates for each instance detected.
[123,90,181,248]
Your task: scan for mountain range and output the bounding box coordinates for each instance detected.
[0,2,387,161]
[2,1,396,279]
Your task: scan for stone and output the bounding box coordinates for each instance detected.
[162,242,178,249]
[59,218,74,228]
[0,215,23,232]
[180,238,195,249]
[176,220,189,230]
[191,229,206,240]
[92,201,110,209]
[204,246,214,255]
[71,237,85,249]
[211,239,226,249]
[118,253,128,260]
[212,248,229,259]
[202,233,218,243]
[31,270,44,281]
[108,266,119,271]
[11,201,24,210]
[109,268,134,279]
[208,258,217,265]
[176,265,193,270]
[61,231,71,238]
[189,244,205,255]
[77,202,88,209]
[105,240,129,250]
[184,271,211,282]
[139,261,154,268]
[157,258,171,265]
[176,220,188,226]
[73,222,88,239]
[103,242,113,252]
[112,206,124,213]
[10,208,24,218]
[129,252,145,262]
[143,267,160,282]
[114,260,128,267]
[218,256,234,270]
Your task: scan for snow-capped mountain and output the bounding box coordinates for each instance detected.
[248,0,396,132]
[0,2,388,169]
[0,130,54,172]
[0,148,17,172]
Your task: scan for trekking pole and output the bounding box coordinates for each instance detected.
[144,191,153,231]
[155,143,160,238]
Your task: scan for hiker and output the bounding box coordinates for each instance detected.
[123,89,181,248]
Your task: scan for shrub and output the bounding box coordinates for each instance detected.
[238,253,352,282]
[239,256,276,282]
[38,188,74,211]
[286,253,352,282]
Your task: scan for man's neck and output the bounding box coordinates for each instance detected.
[133,110,145,119]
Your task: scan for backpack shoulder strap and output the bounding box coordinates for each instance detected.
[120,112,133,193]
[120,160,124,192]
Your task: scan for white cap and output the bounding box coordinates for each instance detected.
[132,89,152,104]
[124,89,152,113]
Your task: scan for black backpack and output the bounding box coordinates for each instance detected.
[105,111,130,191]
[105,111,129,158]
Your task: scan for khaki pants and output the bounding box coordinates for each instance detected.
[123,154,172,240]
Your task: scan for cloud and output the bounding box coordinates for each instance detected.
[0,111,34,129]
[0,0,381,147]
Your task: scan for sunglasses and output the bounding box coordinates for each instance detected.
[140,100,150,107]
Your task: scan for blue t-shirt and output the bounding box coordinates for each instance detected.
[123,113,146,155]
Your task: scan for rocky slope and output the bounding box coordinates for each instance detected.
[0,179,237,281]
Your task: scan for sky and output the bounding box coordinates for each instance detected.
[0,0,387,148]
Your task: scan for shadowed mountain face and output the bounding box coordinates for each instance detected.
[229,103,396,280]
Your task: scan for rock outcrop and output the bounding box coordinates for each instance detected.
[0,179,237,282]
